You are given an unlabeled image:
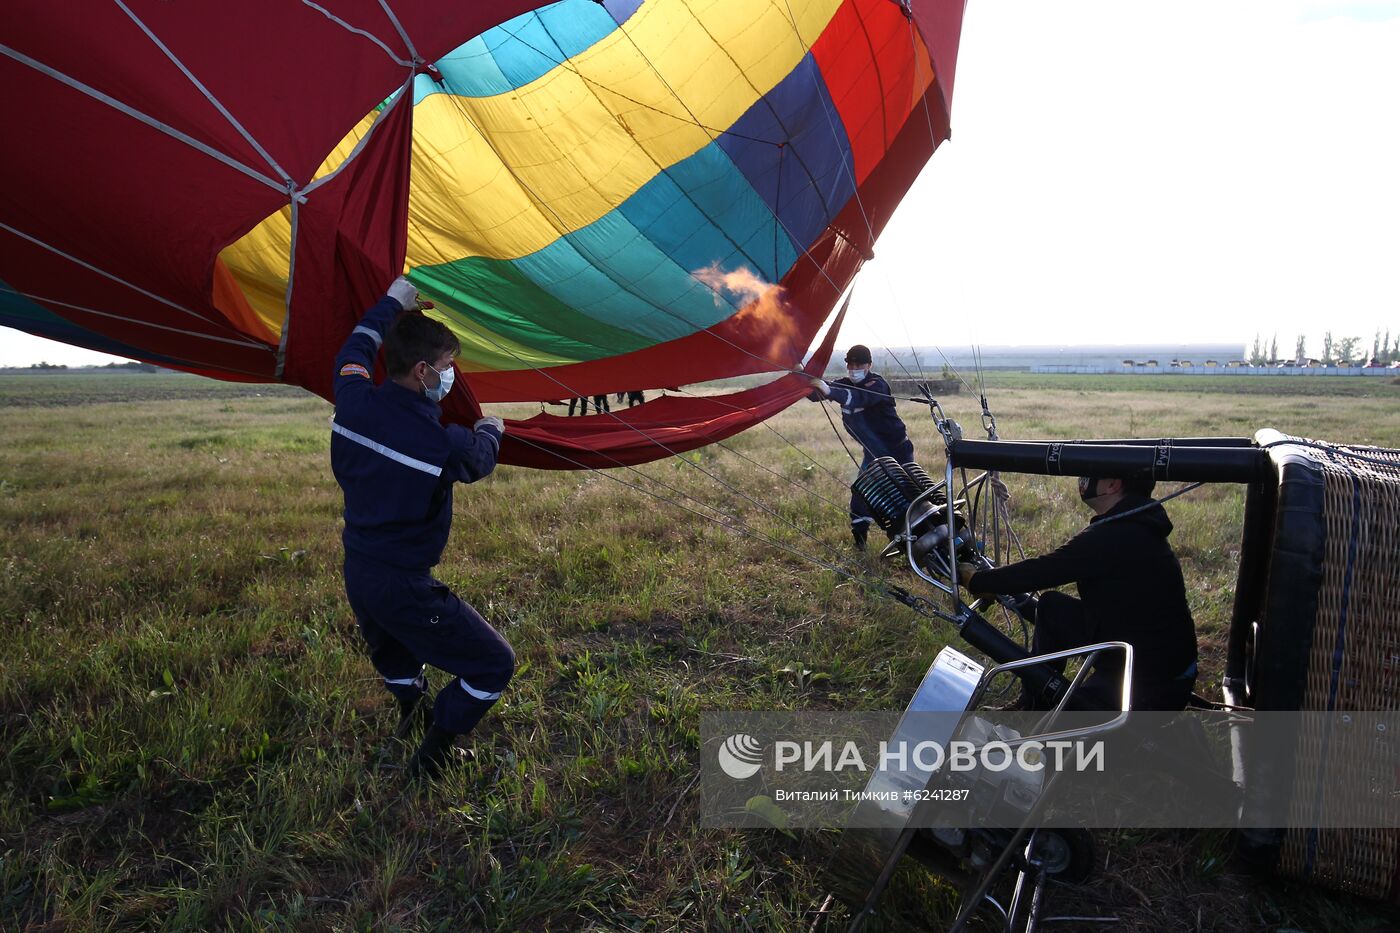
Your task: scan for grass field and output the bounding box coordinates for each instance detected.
[2,372,1398,931]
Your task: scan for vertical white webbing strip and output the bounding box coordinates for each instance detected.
[275,198,301,379]
[276,73,415,379]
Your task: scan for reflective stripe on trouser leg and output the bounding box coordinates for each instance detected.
[383,666,426,688]
[458,678,502,701]
[432,678,503,736]
[382,667,426,702]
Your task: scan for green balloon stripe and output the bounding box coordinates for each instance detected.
[409,256,654,365]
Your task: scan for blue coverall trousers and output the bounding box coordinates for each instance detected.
[344,554,515,736]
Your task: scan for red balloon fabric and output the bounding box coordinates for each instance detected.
[0,1,964,469]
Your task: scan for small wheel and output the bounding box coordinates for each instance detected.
[1030,828,1095,885]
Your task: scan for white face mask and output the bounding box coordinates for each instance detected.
[422,363,454,402]
[847,368,869,383]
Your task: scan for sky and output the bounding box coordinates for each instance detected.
[3,0,1398,366]
[846,0,1400,353]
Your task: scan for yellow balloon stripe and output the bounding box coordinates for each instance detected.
[407,0,841,264]
[217,204,293,340]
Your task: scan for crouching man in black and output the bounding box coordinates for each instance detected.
[959,474,1198,711]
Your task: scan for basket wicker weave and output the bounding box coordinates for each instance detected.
[1252,435,1400,898]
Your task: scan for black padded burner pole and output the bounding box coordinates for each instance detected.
[947,439,1271,484]
[957,611,1062,699]
[1063,436,1255,448]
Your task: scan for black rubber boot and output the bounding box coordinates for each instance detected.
[391,690,434,742]
[408,724,466,781]
[851,523,869,552]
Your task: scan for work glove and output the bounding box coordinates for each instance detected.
[387,276,418,311]
[474,415,505,435]
[806,377,830,402]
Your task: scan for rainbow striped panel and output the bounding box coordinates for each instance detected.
[213,0,943,398]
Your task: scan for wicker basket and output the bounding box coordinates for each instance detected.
[1227,431,1400,899]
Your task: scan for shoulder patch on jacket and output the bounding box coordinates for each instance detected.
[339,362,370,379]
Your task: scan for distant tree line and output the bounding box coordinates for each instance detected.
[1248,328,1398,366]
[17,360,157,372]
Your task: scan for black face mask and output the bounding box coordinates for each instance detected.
[1078,477,1102,502]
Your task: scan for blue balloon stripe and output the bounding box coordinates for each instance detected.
[716,53,857,256]
[414,0,640,101]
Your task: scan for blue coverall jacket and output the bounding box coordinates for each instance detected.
[331,297,502,570]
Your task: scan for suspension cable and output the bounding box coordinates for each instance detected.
[1091,482,1207,527]
[505,431,901,599]
[668,385,856,491]
[426,288,875,583]
[820,399,863,469]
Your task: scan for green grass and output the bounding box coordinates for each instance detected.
[0,373,309,408]
[2,373,1398,930]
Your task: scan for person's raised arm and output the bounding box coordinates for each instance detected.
[333,277,418,402]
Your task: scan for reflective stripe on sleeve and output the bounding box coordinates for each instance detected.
[352,325,383,348]
[331,421,442,477]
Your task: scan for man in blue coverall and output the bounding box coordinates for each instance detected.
[808,344,915,550]
[331,276,514,780]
